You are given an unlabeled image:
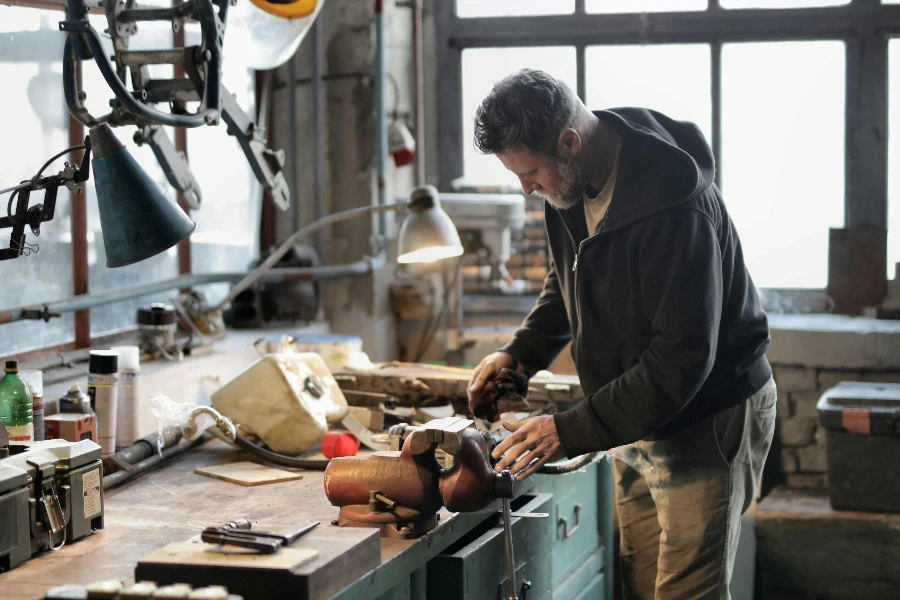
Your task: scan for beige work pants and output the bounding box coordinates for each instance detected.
[614,378,777,600]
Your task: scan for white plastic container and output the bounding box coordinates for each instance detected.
[211,352,348,455]
[111,346,141,449]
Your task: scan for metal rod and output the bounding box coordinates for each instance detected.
[413,0,426,185]
[116,49,188,67]
[502,498,518,600]
[0,257,386,324]
[288,52,299,233]
[312,18,326,257]
[103,433,211,490]
[375,0,388,235]
[212,202,408,311]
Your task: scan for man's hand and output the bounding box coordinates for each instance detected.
[467,351,517,414]
[492,416,565,480]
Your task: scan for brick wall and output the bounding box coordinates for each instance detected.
[771,365,900,489]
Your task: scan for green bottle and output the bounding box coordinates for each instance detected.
[0,360,34,442]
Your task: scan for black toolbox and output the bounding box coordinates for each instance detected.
[817,381,900,513]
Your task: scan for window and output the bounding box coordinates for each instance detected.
[586,0,707,13]
[887,39,900,278]
[721,0,849,7]
[461,46,577,187]
[721,41,845,289]
[585,44,712,144]
[186,24,262,305]
[0,6,75,354]
[457,0,575,18]
[81,15,180,337]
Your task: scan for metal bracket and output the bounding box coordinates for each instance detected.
[136,125,202,209]
[220,88,290,211]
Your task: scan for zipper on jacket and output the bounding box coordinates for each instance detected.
[560,214,606,360]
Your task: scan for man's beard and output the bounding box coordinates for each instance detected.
[535,157,585,210]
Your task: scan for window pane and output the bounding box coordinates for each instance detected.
[0,6,75,354]
[585,44,712,143]
[887,40,900,278]
[186,24,262,305]
[586,0,707,13]
[457,0,575,18]
[721,0,848,7]
[722,41,845,289]
[81,16,180,336]
[461,47,577,187]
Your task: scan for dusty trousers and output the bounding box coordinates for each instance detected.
[613,378,777,600]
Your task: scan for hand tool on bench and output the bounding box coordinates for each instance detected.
[201,519,319,554]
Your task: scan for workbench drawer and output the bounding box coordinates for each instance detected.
[532,464,602,592]
[426,494,553,600]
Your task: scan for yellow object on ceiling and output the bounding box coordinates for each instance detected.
[248,0,318,19]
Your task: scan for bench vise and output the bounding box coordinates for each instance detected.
[324,417,515,539]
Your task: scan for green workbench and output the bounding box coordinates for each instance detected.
[0,441,614,600]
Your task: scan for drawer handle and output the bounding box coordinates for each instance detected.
[558,503,582,539]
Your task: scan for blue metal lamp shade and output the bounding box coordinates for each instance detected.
[89,124,195,268]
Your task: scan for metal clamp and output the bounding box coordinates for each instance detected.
[558,503,582,539]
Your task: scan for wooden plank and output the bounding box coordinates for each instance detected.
[194,461,304,486]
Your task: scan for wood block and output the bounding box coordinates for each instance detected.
[194,461,303,486]
[136,526,381,600]
[139,541,318,571]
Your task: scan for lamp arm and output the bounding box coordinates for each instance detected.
[213,202,410,311]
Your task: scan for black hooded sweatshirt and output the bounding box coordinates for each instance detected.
[501,108,772,458]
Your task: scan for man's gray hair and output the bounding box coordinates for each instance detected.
[474,69,586,157]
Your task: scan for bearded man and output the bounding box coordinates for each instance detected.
[466,69,776,600]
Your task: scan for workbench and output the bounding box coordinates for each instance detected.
[0,440,614,600]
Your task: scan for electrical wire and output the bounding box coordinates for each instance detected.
[31,144,86,186]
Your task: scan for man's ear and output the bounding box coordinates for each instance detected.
[557,128,582,159]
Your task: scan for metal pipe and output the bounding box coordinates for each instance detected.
[103,433,212,490]
[375,0,388,235]
[212,202,408,311]
[288,53,299,233]
[413,0,426,185]
[0,257,386,324]
[312,19,326,257]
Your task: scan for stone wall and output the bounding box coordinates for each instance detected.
[771,365,900,489]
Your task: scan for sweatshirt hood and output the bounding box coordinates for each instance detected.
[573,108,716,232]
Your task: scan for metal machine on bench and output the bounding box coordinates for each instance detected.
[0,423,104,571]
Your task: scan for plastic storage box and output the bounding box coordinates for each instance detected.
[817,381,900,512]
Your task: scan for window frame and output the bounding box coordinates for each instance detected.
[0,1,219,361]
[436,0,894,298]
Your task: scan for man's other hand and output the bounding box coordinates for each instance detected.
[467,351,516,413]
[492,416,565,480]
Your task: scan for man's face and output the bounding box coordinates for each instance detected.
[498,146,585,210]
